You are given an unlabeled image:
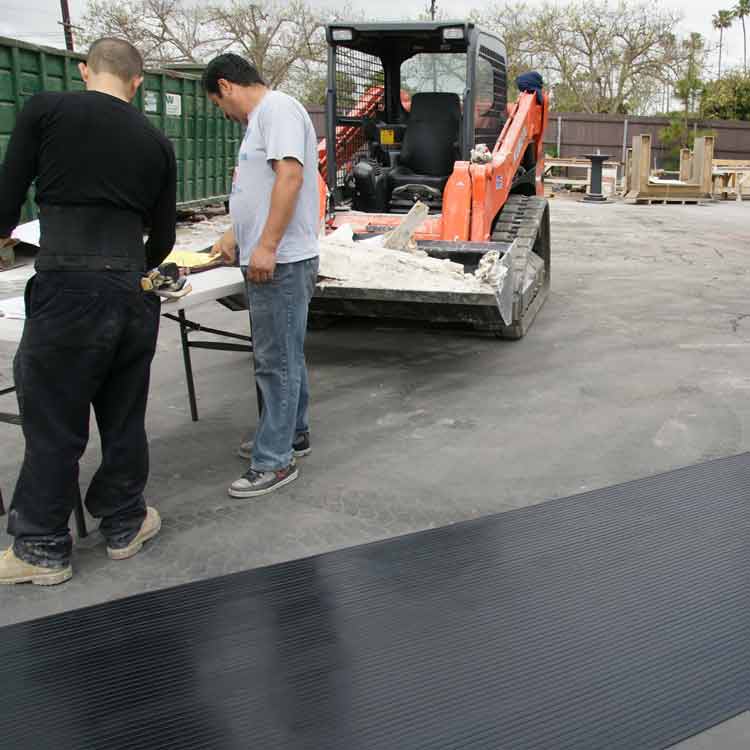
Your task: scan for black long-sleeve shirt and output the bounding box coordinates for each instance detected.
[0,90,177,269]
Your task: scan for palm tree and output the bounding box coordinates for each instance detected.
[713,10,735,78]
[736,0,750,74]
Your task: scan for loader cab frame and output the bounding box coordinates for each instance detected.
[324,22,508,214]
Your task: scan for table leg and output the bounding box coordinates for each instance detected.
[73,488,87,539]
[0,386,17,517]
[249,311,262,419]
[178,309,199,422]
[164,306,254,424]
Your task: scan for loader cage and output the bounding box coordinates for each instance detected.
[324,22,508,209]
[327,43,387,194]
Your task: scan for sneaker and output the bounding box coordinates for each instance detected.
[238,432,311,460]
[228,461,299,498]
[292,432,312,457]
[107,507,162,561]
[0,546,72,586]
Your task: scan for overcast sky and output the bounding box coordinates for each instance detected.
[1,0,746,74]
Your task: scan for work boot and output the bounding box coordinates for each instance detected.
[107,507,162,561]
[228,460,298,499]
[0,547,72,586]
[238,432,311,460]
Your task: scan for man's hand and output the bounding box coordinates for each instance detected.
[209,228,236,264]
[247,244,277,284]
[0,237,18,249]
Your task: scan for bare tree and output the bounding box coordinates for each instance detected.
[475,2,537,92]
[481,0,695,115]
[207,0,327,88]
[78,0,341,92]
[80,0,223,64]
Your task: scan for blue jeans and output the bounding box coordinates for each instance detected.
[243,257,319,471]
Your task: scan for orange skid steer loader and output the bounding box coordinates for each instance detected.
[312,21,551,338]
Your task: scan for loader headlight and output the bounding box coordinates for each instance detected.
[331,28,354,42]
[442,27,465,40]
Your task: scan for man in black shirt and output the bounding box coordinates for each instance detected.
[0,38,177,585]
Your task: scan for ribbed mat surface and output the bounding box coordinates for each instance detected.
[3,454,749,749]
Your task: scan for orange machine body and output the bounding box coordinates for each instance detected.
[318,91,549,242]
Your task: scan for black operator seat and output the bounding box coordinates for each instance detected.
[388,92,462,199]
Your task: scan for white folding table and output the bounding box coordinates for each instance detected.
[159,265,252,421]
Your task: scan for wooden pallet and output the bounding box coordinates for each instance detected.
[626,134,712,204]
[628,197,703,205]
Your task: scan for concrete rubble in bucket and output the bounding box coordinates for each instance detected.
[318,225,507,295]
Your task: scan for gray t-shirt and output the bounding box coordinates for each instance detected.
[230,90,320,265]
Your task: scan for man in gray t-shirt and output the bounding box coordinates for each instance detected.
[231,90,320,267]
[203,54,320,498]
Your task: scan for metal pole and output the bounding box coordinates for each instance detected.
[325,45,338,204]
[621,118,628,166]
[556,116,562,158]
[178,309,199,422]
[73,487,88,538]
[583,153,610,202]
[430,0,438,92]
[60,0,75,51]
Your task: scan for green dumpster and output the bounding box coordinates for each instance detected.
[0,36,241,221]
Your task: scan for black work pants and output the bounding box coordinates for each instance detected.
[8,271,160,567]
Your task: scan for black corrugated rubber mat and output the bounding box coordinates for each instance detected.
[3,454,749,749]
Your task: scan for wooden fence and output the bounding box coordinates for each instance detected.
[545,112,750,167]
[306,106,750,168]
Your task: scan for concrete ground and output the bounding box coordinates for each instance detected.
[1,197,749,747]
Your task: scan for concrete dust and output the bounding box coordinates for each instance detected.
[318,225,494,294]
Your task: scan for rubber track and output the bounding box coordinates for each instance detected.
[491,194,547,244]
[2,453,749,749]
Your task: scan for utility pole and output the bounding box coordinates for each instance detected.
[60,0,75,51]
[430,0,438,89]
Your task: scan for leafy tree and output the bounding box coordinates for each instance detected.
[659,118,715,169]
[701,70,750,119]
[674,33,706,133]
[712,10,735,79]
[736,0,750,74]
